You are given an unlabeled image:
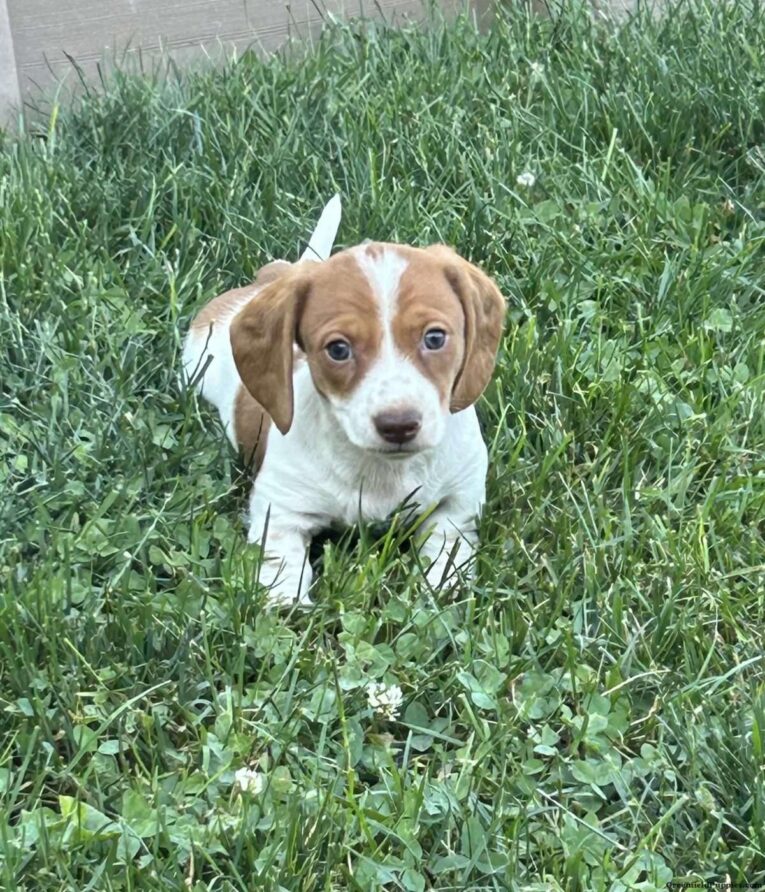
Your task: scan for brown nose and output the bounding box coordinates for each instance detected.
[374,409,422,445]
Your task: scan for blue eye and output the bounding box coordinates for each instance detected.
[326,340,352,362]
[423,329,447,350]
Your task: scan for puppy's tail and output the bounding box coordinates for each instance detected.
[300,194,342,262]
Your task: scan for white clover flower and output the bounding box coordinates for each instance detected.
[366,682,404,720]
[530,61,544,78]
[234,767,265,795]
[516,171,536,188]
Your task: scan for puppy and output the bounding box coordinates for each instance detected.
[182,196,505,604]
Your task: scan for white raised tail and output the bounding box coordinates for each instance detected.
[300,193,342,262]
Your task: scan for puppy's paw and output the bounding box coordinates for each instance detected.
[425,557,450,588]
[423,547,476,590]
[258,557,313,607]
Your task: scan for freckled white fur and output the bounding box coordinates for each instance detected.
[183,197,490,604]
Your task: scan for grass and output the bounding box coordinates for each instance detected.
[1,0,765,888]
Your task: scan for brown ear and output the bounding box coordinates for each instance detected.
[229,272,309,435]
[427,246,506,411]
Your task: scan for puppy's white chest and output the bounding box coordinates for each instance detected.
[328,456,436,525]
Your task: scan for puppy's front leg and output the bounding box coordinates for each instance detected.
[247,499,315,606]
[419,500,482,589]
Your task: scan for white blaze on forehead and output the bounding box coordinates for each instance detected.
[352,246,408,333]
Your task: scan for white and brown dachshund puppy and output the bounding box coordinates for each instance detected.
[183,196,505,604]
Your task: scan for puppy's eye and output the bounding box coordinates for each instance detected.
[325,339,353,362]
[423,329,447,351]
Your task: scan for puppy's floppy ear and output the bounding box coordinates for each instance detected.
[427,245,506,411]
[230,270,310,435]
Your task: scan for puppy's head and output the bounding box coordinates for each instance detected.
[230,243,505,455]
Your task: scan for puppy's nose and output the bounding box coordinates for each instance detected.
[374,409,422,445]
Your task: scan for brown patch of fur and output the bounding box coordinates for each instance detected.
[393,248,467,406]
[297,252,382,400]
[254,260,293,287]
[361,242,385,261]
[233,384,271,469]
[190,261,294,333]
[423,246,505,411]
[230,271,309,435]
[190,283,259,334]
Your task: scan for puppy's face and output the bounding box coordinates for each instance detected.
[230,243,505,456]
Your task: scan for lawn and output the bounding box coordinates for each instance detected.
[1,1,765,888]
